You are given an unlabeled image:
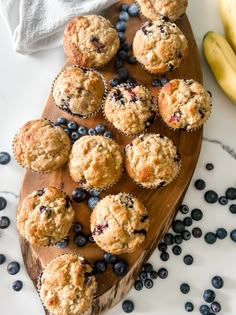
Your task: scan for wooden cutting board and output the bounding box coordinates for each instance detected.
[18,1,203,314]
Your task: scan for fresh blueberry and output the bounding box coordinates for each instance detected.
[203,289,216,303]
[191,208,203,221]
[205,232,217,244]
[211,302,221,313]
[206,163,214,170]
[67,120,78,131]
[183,255,194,265]
[0,197,7,211]
[0,152,11,165]
[183,217,193,227]
[172,220,185,233]
[71,131,80,141]
[158,242,167,252]
[127,3,139,16]
[144,278,153,289]
[78,126,88,136]
[74,233,87,247]
[157,268,168,279]
[55,238,69,249]
[116,21,127,32]
[118,50,129,61]
[230,229,236,242]
[122,300,134,313]
[64,128,71,136]
[200,304,211,315]
[139,271,148,281]
[109,77,120,87]
[12,280,23,292]
[54,116,68,126]
[216,228,227,240]
[0,216,10,229]
[229,204,236,214]
[94,260,107,273]
[211,276,224,289]
[126,77,137,85]
[87,233,95,243]
[87,197,99,210]
[112,260,129,277]
[119,11,129,21]
[127,56,137,64]
[164,233,174,245]
[218,196,228,205]
[185,302,194,312]
[114,58,124,70]
[180,283,190,294]
[160,252,169,262]
[104,252,117,265]
[204,190,218,204]
[226,187,236,200]
[192,227,202,238]
[179,204,189,214]
[134,279,143,291]
[87,128,97,136]
[143,263,153,274]
[181,230,191,241]
[119,3,129,12]
[172,245,182,255]
[7,261,20,275]
[118,32,126,43]
[95,124,105,134]
[72,187,87,203]
[152,79,162,87]
[73,222,83,234]
[150,270,158,279]
[174,235,183,244]
[120,42,131,52]
[194,179,206,190]
[0,254,6,264]
[89,189,100,197]
[161,77,169,85]
[103,131,113,138]
[117,67,129,81]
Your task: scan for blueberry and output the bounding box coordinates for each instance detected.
[183,217,193,227]
[74,233,87,247]
[104,252,117,265]
[216,228,227,240]
[218,196,228,205]
[0,216,10,229]
[180,283,190,294]
[200,305,210,315]
[229,204,236,214]
[67,120,78,131]
[119,3,129,12]
[7,261,20,275]
[118,50,129,61]
[127,56,137,64]
[172,245,182,255]
[78,126,88,135]
[204,190,218,204]
[127,3,139,16]
[117,67,129,81]
[205,232,217,244]
[0,152,11,165]
[152,79,162,87]
[191,208,203,221]
[55,238,69,249]
[150,270,158,279]
[160,77,169,85]
[134,279,143,291]
[89,189,100,197]
[64,128,71,136]
[157,268,168,279]
[72,188,87,203]
[183,255,194,265]
[113,260,129,277]
[122,300,134,313]
[109,77,120,87]
[0,197,7,211]
[174,235,183,244]
[87,197,99,210]
[87,233,95,243]
[88,128,97,136]
[211,302,221,313]
[118,32,126,43]
[0,254,6,264]
[71,131,80,141]
[179,204,189,214]
[126,77,137,85]
[116,21,127,32]
[160,252,169,261]
[226,187,236,200]
[185,302,194,312]
[119,11,129,21]
[164,233,174,245]
[194,179,206,190]
[211,276,224,289]
[95,124,105,134]
[230,229,236,242]
[12,280,23,292]
[144,278,153,289]
[103,131,113,138]
[158,242,167,252]
[54,116,68,126]
[206,163,214,170]
[114,58,124,70]
[139,271,148,281]
[73,222,83,234]
[94,260,107,273]
[143,263,153,274]
[172,220,185,233]
[181,230,191,241]
[120,42,131,52]
[192,227,202,238]
[203,289,216,303]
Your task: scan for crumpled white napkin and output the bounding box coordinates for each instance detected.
[0,0,118,54]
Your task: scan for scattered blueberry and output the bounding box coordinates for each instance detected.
[72,187,87,203]
[118,32,126,43]
[55,238,69,249]
[67,120,78,131]
[216,228,227,240]
[183,217,193,227]
[73,222,83,234]
[211,301,221,313]
[87,233,95,243]
[87,196,99,210]
[161,77,169,85]
[127,56,137,64]
[183,255,194,265]
[211,276,224,289]
[12,280,23,292]
[134,279,143,291]
[122,300,134,313]
[0,152,11,165]
[174,234,183,244]
[144,278,153,289]
[120,42,131,52]
[204,190,218,204]
[54,116,68,126]
[192,227,202,238]
[116,21,127,32]
[229,204,236,214]
[117,67,129,81]
[64,128,71,136]
[127,3,139,16]
[205,232,217,245]
[164,233,174,245]
[203,289,216,303]
[89,189,100,197]
[185,302,194,312]
[150,270,158,279]
[230,229,236,242]
[94,260,107,273]
[158,242,167,252]
[160,252,169,262]
[95,124,105,134]
[225,187,236,200]
[118,50,129,61]
[179,204,189,214]
[181,230,191,241]
[139,271,148,281]
[172,245,182,255]
[180,283,190,294]
[104,252,117,265]
[0,254,6,264]
[103,131,113,138]
[172,220,185,233]
[0,197,7,211]
[191,208,203,221]
[7,261,20,275]
[194,179,206,190]
[70,131,79,141]
[0,216,10,229]
[119,11,129,21]
[143,263,153,273]
[158,268,168,279]
[88,128,97,136]
[200,304,211,315]
[206,163,214,171]
[74,233,87,247]
[152,79,162,87]
[113,260,129,277]
[119,3,129,12]
[218,196,228,205]
[78,126,88,136]
[109,77,120,87]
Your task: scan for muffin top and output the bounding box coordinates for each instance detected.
[125,134,181,188]
[69,135,123,190]
[13,118,71,173]
[90,193,149,255]
[63,15,119,67]
[133,18,188,74]
[158,79,211,130]
[136,0,188,22]
[52,66,105,117]
[104,84,157,135]
[17,187,75,246]
[39,254,96,315]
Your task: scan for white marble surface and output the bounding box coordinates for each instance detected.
[0,0,236,314]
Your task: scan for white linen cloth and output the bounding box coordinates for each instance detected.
[0,0,118,54]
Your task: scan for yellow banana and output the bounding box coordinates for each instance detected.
[202,31,236,104]
[218,0,236,53]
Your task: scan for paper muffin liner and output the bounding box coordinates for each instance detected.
[102,83,158,137]
[124,133,182,189]
[51,65,108,119]
[12,118,71,174]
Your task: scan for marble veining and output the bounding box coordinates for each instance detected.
[203,137,236,160]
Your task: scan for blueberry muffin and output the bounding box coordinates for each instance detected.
[17,187,75,246]
[39,254,96,315]
[63,15,119,68]
[52,66,105,117]
[158,79,211,130]
[13,118,71,173]
[136,0,188,22]
[124,134,181,188]
[133,18,188,74]
[103,84,157,135]
[90,193,149,254]
[69,135,123,190]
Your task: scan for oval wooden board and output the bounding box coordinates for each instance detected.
[18,1,203,314]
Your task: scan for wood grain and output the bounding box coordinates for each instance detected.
[18,1,203,314]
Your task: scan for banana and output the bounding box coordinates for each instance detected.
[202,31,236,104]
[218,0,236,53]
